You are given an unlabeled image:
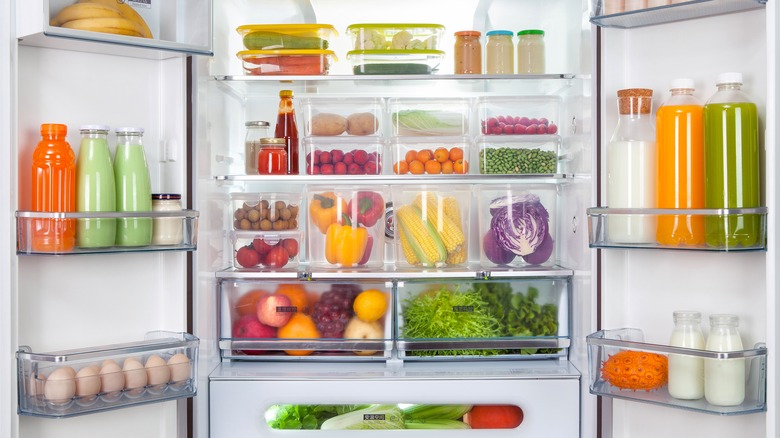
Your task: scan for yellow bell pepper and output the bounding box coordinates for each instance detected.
[325,220,369,267]
[309,192,348,234]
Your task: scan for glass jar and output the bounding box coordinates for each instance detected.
[258,138,288,175]
[517,29,545,74]
[114,127,152,247]
[76,125,116,248]
[485,30,514,74]
[668,310,705,400]
[705,314,746,406]
[245,121,270,175]
[152,193,183,245]
[454,30,482,74]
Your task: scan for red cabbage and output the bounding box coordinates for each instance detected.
[483,229,516,265]
[489,194,550,258]
[522,231,554,265]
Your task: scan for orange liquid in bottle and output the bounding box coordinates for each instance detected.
[31,123,77,252]
[275,90,299,175]
[656,104,705,245]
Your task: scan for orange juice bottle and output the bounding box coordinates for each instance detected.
[655,78,705,245]
[31,123,76,252]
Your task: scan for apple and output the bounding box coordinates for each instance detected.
[353,149,369,165]
[343,316,384,356]
[334,161,347,174]
[319,151,332,164]
[232,314,276,355]
[331,149,344,163]
[256,294,294,327]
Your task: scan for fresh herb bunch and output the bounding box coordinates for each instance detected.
[267,404,370,430]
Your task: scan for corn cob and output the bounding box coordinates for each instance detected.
[446,245,467,265]
[442,196,463,225]
[396,205,447,267]
[398,222,420,265]
[412,193,465,254]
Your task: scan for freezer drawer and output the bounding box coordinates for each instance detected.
[209,361,580,436]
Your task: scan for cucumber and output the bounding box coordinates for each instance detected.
[243,31,328,50]
[353,63,432,75]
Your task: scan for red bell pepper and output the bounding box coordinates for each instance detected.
[347,191,384,228]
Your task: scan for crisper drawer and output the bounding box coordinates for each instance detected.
[209,361,580,436]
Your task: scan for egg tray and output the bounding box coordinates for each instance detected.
[16,331,199,418]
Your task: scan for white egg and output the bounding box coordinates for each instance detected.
[167,353,191,383]
[75,365,101,397]
[145,354,171,386]
[122,358,147,390]
[99,360,125,393]
[44,366,76,403]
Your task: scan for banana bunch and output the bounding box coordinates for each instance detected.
[50,0,152,39]
[396,193,467,268]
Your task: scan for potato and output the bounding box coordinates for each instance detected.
[310,113,347,136]
[346,112,379,136]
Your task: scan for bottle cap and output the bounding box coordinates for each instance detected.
[715,72,743,85]
[79,124,110,132]
[670,78,695,90]
[710,314,740,327]
[245,121,270,127]
[673,310,702,322]
[40,123,67,136]
[616,88,653,114]
[486,30,513,37]
[280,90,293,98]
[455,30,481,37]
[116,127,145,134]
[518,29,545,36]
[152,193,182,200]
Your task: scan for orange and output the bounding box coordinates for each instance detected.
[449,147,464,162]
[404,149,418,163]
[424,159,442,174]
[393,160,409,175]
[235,289,269,317]
[353,289,388,323]
[278,313,320,356]
[454,158,468,174]
[441,160,454,174]
[433,148,450,163]
[275,284,310,314]
[415,149,433,163]
[409,160,425,175]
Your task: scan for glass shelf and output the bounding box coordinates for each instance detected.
[586,207,767,251]
[16,210,199,255]
[590,0,765,29]
[587,329,767,416]
[17,331,199,419]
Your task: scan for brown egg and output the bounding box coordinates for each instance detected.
[122,358,147,390]
[75,365,101,398]
[44,366,76,403]
[99,360,124,394]
[145,354,171,386]
[167,353,191,383]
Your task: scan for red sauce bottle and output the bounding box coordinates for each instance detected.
[274,90,299,174]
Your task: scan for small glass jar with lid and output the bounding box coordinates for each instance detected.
[454,30,482,74]
[485,30,514,74]
[245,120,271,175]
[517,29,545,74]
[258,138,288,175]
[151,193,183,245]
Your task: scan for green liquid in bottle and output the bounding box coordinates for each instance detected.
[114,141,152,246]
[76,132,116,248]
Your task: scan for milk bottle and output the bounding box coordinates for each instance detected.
[668,311,705,399]
[704,314,745,406]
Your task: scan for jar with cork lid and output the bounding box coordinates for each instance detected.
[606,88,657,244]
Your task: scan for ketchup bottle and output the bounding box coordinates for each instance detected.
[274,89,299,174]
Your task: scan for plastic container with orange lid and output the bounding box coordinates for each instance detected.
[237,50,337,76]
[237,24,338,50]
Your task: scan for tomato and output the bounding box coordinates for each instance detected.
[252,237,275,255]
[464,405,524,429]
[264,246,290,268]
[235,245,260,268]
[282,238,299,258]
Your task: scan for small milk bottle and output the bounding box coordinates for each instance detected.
[704,314,745,406]
[668,311,705,400]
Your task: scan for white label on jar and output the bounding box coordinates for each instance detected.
[606,140,657,243]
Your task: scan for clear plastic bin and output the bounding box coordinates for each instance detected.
[299,97,383,137]
[345,23,445,51]
[231,230,301,270]
[236,49,336,75]
[236,24,338,50]
[347,50,445,75]
[388,136,471,176]
[230,192,302,232]
[477,96,562,136]
[476,135,560,174]
[17,331,198,418]
[302,137,384,176]
[388,98,470,136]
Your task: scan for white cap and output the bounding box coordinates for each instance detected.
[115,127,144,134]
[79,124,110,131]
[670,78,695,90]
[715,72,743,85]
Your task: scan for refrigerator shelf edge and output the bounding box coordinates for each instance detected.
[587,329,767,416]
[590,0,765,29]
[215,265,574,280]
[216,174,585,185]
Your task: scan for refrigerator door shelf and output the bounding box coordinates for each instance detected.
[586,206,767,251]
[16,331,199,419]
[590,0,765,29]
[587,329,767,416]
[16,210,199,255]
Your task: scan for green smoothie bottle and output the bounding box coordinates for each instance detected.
[114,127,152,246]
[703,72,761,248]
[76,125,116,248]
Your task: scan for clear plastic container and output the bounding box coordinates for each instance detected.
[388,136,470,176]
[477,135,560,175]
[236,49,336,75]
[302,137,383,176]
[477,95,561,136]
[388,98,470,136]
[231,230,301,270]
[300,97,383,137]
[345,23,445,51]
[236,24,338,50]
[347,50,444,75]
[230,192,301,232]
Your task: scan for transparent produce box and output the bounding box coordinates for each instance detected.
[17,331,198,418]
[388,98,470,136]
[392,186,470,269]
[219,280,393,360]
[345,23,445,51]
[236,49,336,76]
[302,137,384,176]
[388,136,471,176]
[230,192,302,232]
[299,97,383,137]
[477,185,558,268]
[587,328,767,416]
[476,135,561,175]
[236,24,338,50]
[306,187,388,269]
[231,230,302,270]
[347,50,445,75]
[396,279,570,360]
[476,96,562,136]
[586,207,768,252]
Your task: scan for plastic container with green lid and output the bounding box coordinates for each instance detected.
[347,49,444,75]
[237,24,338,50]
[237,49,337,76]
[346,23,445,51]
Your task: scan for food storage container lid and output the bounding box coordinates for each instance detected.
[236,49,338,61]
[715,72,743,85]
[347,49,445,57]
[454,30,481,37]
[115,127,144,134]
[670,78,695,90]
[152,193,182,200]
[346,23,445,31]
[236,24,338,38]
[79,124,110,132]
[518,29,545,36]
[486,30,513,37]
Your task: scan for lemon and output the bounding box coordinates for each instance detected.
[353,289,388,322]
